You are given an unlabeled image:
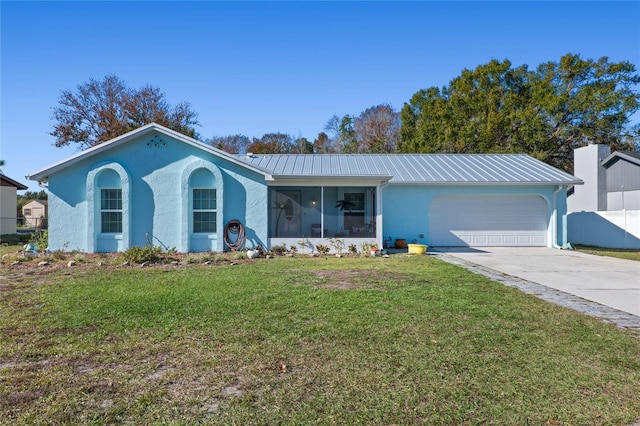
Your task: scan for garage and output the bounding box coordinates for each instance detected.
[429,195,548,246]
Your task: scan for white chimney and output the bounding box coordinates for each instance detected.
[568,144,610,212]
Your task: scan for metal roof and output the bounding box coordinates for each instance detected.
[24,121,584,186]
[237,153,583,185]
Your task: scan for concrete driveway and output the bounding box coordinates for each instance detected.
[433,247,640,319]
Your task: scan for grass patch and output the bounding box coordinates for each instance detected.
[0,243,27,257]
[1,256,640,424]
[575,245,640,262]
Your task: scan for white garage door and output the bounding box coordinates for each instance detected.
[429,195,548,247]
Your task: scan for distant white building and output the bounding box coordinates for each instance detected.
[568,144,640,212]
[22,199,48,228]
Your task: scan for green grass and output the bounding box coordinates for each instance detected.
[575,245,640,262]
[2,256,640,425]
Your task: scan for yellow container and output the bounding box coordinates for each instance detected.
[407,244,427,255]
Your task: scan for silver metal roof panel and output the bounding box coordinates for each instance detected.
[237,153,582,185]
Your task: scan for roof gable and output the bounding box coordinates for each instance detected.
[27,123,272,182]
[0,174,28,190]
[602,150,640,168]
[24,199,48,207]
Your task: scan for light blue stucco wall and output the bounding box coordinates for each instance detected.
[381,184,569,247]
[46,131,268,253]
[47,171,88,252]
[45,132,570,252]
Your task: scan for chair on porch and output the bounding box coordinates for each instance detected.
[311,223,322,238]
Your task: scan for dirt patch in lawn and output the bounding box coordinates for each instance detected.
[308,269,410,290]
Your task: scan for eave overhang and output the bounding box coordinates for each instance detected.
[27,123,273,183]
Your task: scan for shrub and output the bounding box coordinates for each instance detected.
[361,241,378,253]
[327,238,345,254]
[184,255,200,264]
[29,230,48,252]
[271,244,287,255]
[315,244,330,255]
[297,238,310,253]
[231,251,247,260]
[212,253,228,263]
[200,252,217,263]
[122,245,161,264]
[44,250,67,261]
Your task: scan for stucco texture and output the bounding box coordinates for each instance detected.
[382,184,568,248]
[46,131,268,252]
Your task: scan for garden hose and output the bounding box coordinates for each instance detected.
[224,219,245,251]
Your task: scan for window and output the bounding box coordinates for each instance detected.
[101,188,122,233]
[343,192,366,234]
[24,208,31,216]
[193,188,216,233]
[344,192,365,211]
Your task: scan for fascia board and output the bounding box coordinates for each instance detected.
[27,123,272,182]
[270,174,393,180]
[387,180,583,186]
[268,176,392,187]
[28,123,159,181]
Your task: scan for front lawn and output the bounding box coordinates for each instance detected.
[1,256,639,425]
[575,245,640,262]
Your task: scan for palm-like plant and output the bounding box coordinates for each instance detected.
[335,199,355,213]
[335,199,356,233]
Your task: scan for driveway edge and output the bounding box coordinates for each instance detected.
[432,252,640,336]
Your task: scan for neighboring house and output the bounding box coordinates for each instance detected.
[0,174,28,235]
[27,123,581,253]
[22,199,48,228]
[567,144,640,249]
[568,144,640,212]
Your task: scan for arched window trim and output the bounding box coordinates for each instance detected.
[87,162,131,252]
[181,161,224,252]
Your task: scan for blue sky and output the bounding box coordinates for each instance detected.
[1,1,639,188]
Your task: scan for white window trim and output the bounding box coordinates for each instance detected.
[100,188,123,234]
[181,161,224,252]
[192,187,217,234]
[87,162,131,253]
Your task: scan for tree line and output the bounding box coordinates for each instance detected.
[206,102,400,156]
[51,54,639,172]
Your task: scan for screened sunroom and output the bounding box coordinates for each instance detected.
[268,185,380,249]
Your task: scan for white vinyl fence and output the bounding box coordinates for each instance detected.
[567,210,640,249]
